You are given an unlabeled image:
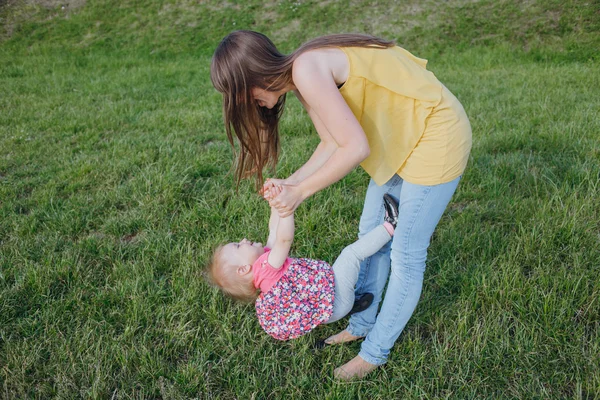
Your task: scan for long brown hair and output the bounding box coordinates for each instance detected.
[210,31,394,189]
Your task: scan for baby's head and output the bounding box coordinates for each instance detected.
[207,239,264,302]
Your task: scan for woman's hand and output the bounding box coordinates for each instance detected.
[269,184,306,217]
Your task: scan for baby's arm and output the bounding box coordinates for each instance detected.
[265,206,280,249]
[266,207,294,269]
[265,183,284,248]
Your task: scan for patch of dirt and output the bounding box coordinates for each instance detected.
[28,0,85,10]
[1,0,86,40]
[121,231,141,244]
[0,0,17,8]
[347,0,486,40]
[448,201,469,213]
[271,18,301,42]
[86,231,107,240]
[317,0,336,7]
[260,9,279,22]
[198,0,240,12]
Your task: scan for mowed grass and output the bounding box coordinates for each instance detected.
[1,0,599,398]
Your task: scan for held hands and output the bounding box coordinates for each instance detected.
[261,178,305,217]
[261,178,285,201]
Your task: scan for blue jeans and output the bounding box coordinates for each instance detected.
[347,174,461,366]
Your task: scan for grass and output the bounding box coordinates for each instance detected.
[1,0,599,398]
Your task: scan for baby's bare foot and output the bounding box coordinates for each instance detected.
[324,329,363,345]
[333,355,378,380]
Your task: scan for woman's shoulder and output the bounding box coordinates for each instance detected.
[292,48,349,88]
[292,48,339,72]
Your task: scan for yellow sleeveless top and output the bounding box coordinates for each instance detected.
[339,46,472,186]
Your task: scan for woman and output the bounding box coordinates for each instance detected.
[210,30,471,380]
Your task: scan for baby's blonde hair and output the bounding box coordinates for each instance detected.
[206,245,258,303]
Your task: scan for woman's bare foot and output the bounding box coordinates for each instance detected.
[333,355,378,380]
[324,329,363,345]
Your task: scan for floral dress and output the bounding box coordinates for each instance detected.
[254,253,335,341]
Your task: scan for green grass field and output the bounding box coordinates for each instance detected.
[1,0,599,398]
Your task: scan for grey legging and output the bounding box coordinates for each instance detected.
[326,225,392,323]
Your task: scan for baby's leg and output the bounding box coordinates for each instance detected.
[326,225,392,323]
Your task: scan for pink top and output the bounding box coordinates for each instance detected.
[252,247,291,293]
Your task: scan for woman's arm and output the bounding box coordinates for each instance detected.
[261,91,337,199]
[284,91,339,185]
[285,140,337,185]
[269,52,370,216]
[262,138,334,197]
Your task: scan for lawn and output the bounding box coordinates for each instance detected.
[1,0,599,398]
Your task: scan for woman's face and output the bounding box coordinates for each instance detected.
[251,87,280,109]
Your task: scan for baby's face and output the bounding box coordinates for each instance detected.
[221,238,264,267]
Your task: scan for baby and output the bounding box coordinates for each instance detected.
[207,194,399,340]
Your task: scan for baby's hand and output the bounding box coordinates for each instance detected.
[267,184,282,200]
[262,179,283,201]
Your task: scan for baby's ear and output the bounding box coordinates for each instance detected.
[237,264,252,275]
